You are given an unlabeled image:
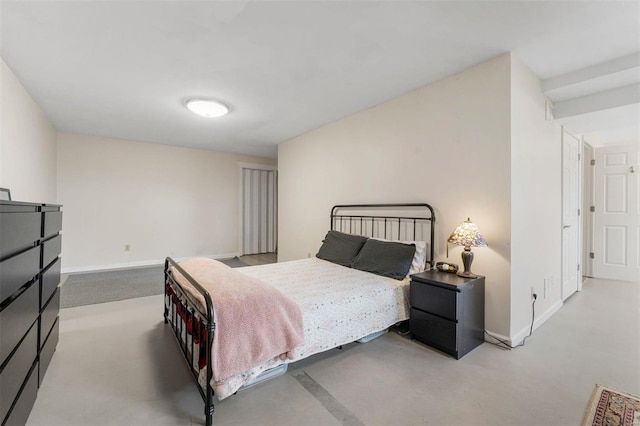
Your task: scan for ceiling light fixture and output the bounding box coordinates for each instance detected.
[185,98,230,118]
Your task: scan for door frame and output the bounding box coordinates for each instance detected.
[561,127,583,300]
[582,140,595,278]
[237,162,278,256]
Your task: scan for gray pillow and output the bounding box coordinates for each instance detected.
[350,239,416,280]
[316,230,368,267]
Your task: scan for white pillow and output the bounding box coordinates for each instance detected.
[373,238,427,276]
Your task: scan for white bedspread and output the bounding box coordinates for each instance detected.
[196,257,410,399]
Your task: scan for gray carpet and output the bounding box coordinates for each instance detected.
[219,257,249,268]
[60,257,249,308]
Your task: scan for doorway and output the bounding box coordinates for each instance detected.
[239,164,277,256]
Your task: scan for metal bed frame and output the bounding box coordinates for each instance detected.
[163,203,435,426]
[331,203,435,268]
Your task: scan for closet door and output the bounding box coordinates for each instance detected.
[242,169,277,255]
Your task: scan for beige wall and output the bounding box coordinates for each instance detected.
[510,56,563,339]
[0,58,57,203]
[278,53,564,342]
[57,133,276,272]
[279,55,513,337]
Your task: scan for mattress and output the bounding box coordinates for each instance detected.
[174,257,410,399]
[237,257,410,358]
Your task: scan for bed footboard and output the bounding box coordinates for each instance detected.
[164,257,215,426]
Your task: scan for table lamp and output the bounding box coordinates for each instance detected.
[447,218,487,278]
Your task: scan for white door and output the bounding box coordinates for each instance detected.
[593,144,640,282]
[562,130,581,300]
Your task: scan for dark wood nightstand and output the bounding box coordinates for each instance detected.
[409,270,485,359]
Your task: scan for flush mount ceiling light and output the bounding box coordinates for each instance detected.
[185,98,230,118]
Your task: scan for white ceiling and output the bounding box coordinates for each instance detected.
[1,1,639,157]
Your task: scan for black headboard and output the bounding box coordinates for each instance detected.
[330,203,436,268]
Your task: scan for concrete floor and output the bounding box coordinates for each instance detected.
[27,278,639,426]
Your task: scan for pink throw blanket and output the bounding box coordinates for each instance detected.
[171,258,304,383]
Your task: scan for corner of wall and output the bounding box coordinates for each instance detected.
[0,57,58,203]
[509,53,563,340]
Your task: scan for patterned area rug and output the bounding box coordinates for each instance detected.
[582,384,640,426]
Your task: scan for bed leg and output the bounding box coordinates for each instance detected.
[164,305,168,324]
[205,403,214,426]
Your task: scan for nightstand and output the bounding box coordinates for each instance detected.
[409,270,485,359]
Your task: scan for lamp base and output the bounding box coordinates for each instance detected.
[458,246,477,279]
[456,271,479,279]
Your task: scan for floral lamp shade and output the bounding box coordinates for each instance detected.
[447,218,487,278]
[447,218,487,248]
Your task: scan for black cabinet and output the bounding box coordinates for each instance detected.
[0,201,62,426]
[410,270,484,359]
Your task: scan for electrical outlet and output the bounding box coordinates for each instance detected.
[307,252,311,258]
[124,244,130,252]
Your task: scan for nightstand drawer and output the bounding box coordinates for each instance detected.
[410,308,457,353]
[410,281,458,321]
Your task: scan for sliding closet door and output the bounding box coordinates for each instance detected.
[242,168,277,255]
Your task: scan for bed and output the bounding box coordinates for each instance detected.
[163,203,435,426]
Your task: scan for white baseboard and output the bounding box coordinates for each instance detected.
[510,298,563,346]
[61,253,240,274]
[484,330,512,346]
[485,298,563,347]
